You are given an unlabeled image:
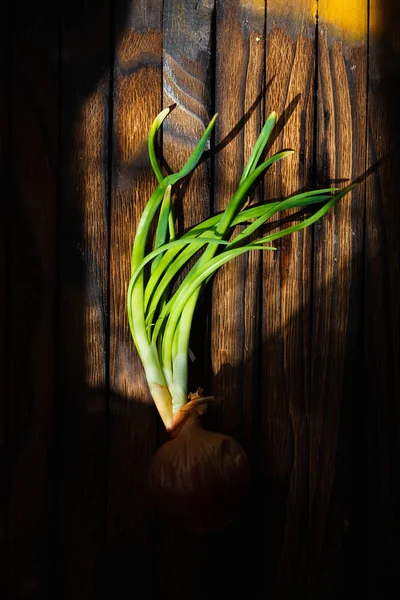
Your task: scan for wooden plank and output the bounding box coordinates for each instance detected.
[0,16,10,599]
[155,2,215,598]
[365,0,400,592]
[57,2,111,597]
[107,1,162,596]
[213,0,265,438]
[7,18,59,598]
[162,0,215,394]
[260,1,316,596]
[309,2,368,596]
[209,1,266,597]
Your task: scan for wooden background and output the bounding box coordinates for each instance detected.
[1,0,399,598]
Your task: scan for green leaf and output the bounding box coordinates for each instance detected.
[240,111,277,183]
[148,107,171,183]
[168,209,175,240]
[130,236,229,294]
[152,185,172,273]
[228,190,338,248]
[129,113,218,365]
[167,114,218,185]
[254,184,356,244]
[156,243,276,357]
[215,150,294,237]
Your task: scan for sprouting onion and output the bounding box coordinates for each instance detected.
[127,107,354,532]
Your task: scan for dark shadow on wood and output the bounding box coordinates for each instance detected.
[4,1,132,598]
[206,250,366,600]
[363,0,400,594]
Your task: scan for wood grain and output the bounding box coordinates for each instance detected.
[364,0,400,592]
[57,2,111,597]
[7,19,59,599]
[156,2,215,599]
[212,0,265,439]
[209,1,266,597]
[107,1,162,596]
[260,1,316,596]
[162,0,214,394]
[309,3,368,596]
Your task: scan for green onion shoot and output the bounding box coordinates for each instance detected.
[127,107,354,533]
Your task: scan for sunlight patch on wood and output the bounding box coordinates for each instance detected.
[243,0,381,39]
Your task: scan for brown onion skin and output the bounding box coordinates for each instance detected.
[147,402,249,534]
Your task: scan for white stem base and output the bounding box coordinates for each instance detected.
[149,382,173,429]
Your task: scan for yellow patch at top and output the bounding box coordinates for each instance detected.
[241,0,381,39]
[319,0,368,39]
[243,0,315,18]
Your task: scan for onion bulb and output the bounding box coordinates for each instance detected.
[148,397,250,533]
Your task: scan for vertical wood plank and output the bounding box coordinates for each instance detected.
[162,0,214,393]
[309,2,368,596]
[7,17,59,598]
[57,2,111,597]
[156,1,215,598]
[107,1,162,596]
[213,0,265,439]
[365,0,400,592]
[261,1,316,596]
[210,1,266,598]
[0,16,10,599]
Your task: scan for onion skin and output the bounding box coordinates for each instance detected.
[147,400,249,533]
